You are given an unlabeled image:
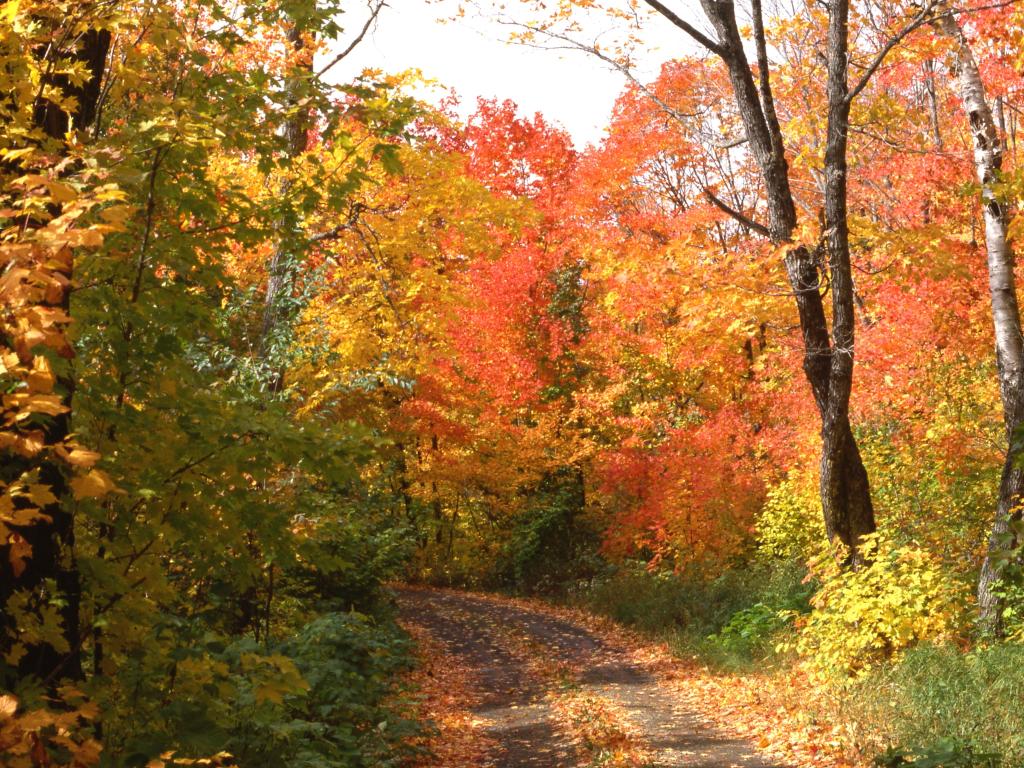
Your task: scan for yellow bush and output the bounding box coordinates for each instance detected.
[756,469,825,560]
[794,532,967,679]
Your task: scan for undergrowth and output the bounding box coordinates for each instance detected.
[563,558,1024,767]
[838,642,1024,767]
[565,558,812,671]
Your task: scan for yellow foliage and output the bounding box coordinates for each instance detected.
[240,652,310,705]
[69,468,118,500]
[0,690,102,768]
[793,532,967,680]
[755,469,824,560]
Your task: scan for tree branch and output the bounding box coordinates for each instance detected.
[496,19,700,128]
[307,202,401,244]
[642,0,725,56]
[316,0,386,78]
[751,0,784,144]
[703,188,771,237]
[716,133,748,149]
[846,0,941,104]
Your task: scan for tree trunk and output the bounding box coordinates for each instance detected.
[924,59,944,151]
[432,434,444,545]
[258,21,312,379]
[655,0,877,560]
[0,25,110,686]
[819,0,875,564]
[935,10,1024,632]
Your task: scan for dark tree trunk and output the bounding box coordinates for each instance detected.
[924,59,944,151]
[0,26,110,686]
[820,0,875,563]
[647,0,876,560]
[432,434,444,545]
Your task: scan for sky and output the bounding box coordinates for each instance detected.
[325,0,704,148]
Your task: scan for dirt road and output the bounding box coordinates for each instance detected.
[397,588,786,768]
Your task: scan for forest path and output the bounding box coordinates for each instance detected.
[397,587,786,768]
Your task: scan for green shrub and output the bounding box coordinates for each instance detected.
[496,468,597,594]
[228,612,419,768]
[102,610,419,768]
[706,602,797,659]
[578,563,704,633]
[874,739,1000,768]
[572,558,811,667]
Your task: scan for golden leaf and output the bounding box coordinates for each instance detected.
[70,469,116,500]
[26,356,55,393]
[0,694,17,720]
[26,484,57,506]
[64,446,101,467]
[44,180,77,203]
[17,394,66,417]
[8,533,31,578]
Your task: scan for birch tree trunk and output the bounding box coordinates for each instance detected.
[935,10,1024,633]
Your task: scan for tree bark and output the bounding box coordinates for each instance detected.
[924,59,944,151]
[258,22,312,381]
[648,0,876,560]
[934,10,1024,633]
[0,25,110,685]
[819,0,876,563]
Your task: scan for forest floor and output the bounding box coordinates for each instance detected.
[396,587,847,768]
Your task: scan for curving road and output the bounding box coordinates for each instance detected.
[397,588,787,768]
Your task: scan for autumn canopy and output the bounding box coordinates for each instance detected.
[3,0,1024,766]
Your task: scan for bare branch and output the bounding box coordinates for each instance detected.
[316,0,386,78]
[847,1,1022,106]
[642,0,725,56]
[308,202,402,244]
[716,133,748,149]
[703,187,771,237]
[846,0,941,104]
[497,19,699,127]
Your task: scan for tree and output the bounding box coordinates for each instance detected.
[628,0,883,562]
[517,0,959,562]
[258,1,386,373]
[1,3,421,764]
[0,0,112,687]
[932,6,1024,632]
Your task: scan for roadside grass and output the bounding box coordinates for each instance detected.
[835,642,1024,767]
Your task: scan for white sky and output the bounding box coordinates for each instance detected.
[326,0,705,148]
